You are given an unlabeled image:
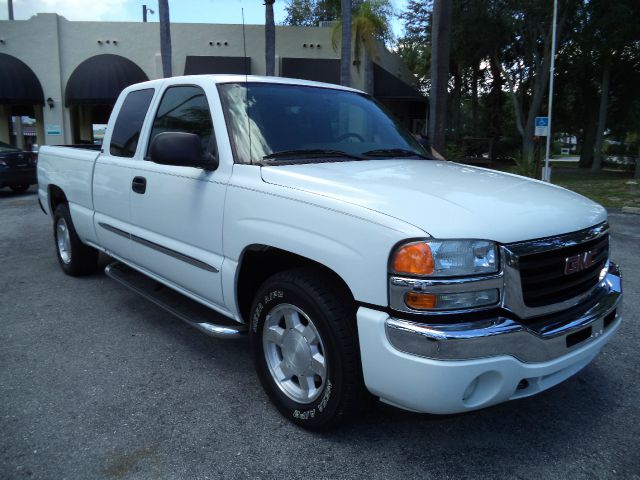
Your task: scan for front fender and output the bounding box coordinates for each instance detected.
[222,166,426,312]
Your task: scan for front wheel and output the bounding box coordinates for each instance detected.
[249,268,368,430]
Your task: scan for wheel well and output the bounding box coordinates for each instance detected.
[48,185,67,213]
[236,245,354,322]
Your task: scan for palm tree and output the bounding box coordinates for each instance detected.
[265,0,276,76]
[333,1,391,93]
[158,0,172,77]
[340,0,352,86]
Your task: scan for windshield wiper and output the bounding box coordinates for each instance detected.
[362,148,431,160]
[262,149,364,160]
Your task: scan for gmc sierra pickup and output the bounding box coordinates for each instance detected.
[37,75,622,430]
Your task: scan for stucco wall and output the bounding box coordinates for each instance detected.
[0,13,417,145]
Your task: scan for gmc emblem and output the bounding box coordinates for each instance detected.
[564,250,596,275]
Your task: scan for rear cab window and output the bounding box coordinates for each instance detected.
[109,88,155,158]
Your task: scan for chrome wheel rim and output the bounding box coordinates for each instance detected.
[56,218,72,264]
[262,303,327,404]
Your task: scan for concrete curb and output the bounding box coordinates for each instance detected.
[621,206,640,215]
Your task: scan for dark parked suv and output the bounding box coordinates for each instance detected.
[0,141,37,193]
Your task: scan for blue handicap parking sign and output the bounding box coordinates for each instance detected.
[535,117,549,127]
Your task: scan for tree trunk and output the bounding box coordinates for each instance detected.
[158,0,172,77]
[265,0,276,76]
[452,66,462,140]
[488,58,503,142]
[471,64,479,136]
[522,131,535,162]
[578,106,598,168]
[428,0,452,153]
[340,0,352,86]
[592,59,611,171]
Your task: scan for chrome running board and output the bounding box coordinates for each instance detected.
[104,262,247,339]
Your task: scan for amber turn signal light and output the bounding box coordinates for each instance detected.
[393,242,435,275]
[405,291,437,310]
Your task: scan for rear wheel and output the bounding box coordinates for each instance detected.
[249,268,368,430]
[10,185,29,193]
[53,204,98,276]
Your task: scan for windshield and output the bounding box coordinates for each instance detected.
[218,82,430,164]
[0,141,21,153]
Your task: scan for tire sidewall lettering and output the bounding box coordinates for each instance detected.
[251,289,283,333]
[292,379,332,421]
[251,282,341,426]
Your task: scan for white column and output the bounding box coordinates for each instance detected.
[14,116,25,149]
[34,106,45,146]
[0,106,10,144]
[79,106,93,142]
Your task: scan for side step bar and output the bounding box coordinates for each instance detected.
[105,262,247,339]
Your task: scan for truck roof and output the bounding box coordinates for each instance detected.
[130,74,364,94]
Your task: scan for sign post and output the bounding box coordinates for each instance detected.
[535,117,549,137]
[542,0,559,183]
[535,117,551,181]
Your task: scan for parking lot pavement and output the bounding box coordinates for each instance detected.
[1,187,639,480]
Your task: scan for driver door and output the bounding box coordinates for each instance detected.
[127,82,230,308]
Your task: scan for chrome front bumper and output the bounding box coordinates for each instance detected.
[386,262,622,363]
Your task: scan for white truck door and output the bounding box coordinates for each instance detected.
[128,83,230,308]
[93,87,157,261]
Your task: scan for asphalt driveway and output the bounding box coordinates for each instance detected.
[1,187,639,479]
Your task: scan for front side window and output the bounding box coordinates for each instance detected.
[147,85,214,156]
[109,88,154,158]
[218,82,428,164]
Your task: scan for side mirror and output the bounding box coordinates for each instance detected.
[149,132,218,170]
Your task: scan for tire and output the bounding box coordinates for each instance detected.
[10,185,29,193]
[53,203,98,276]
[249,268,368,430]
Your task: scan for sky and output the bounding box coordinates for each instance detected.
[0,0,407,37]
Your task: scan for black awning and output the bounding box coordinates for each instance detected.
[0,53,44,105]
[373,63,427,103]
[184,56,251,75]
[281,58,340,85]
[65,54,148,106]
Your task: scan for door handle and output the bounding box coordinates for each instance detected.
[132,176,147,194]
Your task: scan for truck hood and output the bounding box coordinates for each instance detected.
[260,160,607,243]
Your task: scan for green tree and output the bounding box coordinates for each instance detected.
[397,0,431,91]
[395,0,640,169]
[332,0,393,92]
[284,0,359,26]
[284,0,316,25]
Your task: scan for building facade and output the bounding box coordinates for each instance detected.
[0,13,426,148]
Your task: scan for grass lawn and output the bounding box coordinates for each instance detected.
[490,162,640,209]
[550,166,640,210]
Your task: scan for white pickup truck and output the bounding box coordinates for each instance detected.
[37,75,622,429]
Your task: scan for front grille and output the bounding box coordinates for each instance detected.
[518,233,609,307]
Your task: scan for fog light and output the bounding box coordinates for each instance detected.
[404,289,499,311]
[405,292,437,309]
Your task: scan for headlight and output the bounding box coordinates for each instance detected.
[392,239,498,277]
